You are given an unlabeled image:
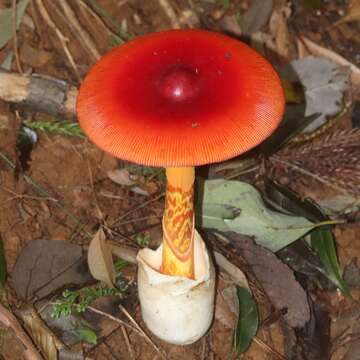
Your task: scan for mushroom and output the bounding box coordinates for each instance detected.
[77,29,285,345]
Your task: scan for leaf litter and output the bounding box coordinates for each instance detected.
[0,1,356,359]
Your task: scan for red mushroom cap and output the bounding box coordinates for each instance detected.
[77,29,285,167]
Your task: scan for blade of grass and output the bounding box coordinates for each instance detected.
[311,228,349,294]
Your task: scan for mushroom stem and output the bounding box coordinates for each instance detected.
[162,167,195,279]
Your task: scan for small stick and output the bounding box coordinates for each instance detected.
[253,336,287,360]
[120,325,136,360]
[119,304,169,360]
[0,71,78,119]
[12,0,23,74]
[270,155,351,196]
[78,0,123,44]
[88,306,168,360]
[56,0,101,61]
[34,0,81,82]
[0,303,43,360]
[110,193,165,227]
[157,0,181,29]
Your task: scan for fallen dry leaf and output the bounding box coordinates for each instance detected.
[222,232,310,328]
[17,306,64,360]
[87,228,115,287]
[107,168,137,186]
[334,0,360,26]
[240,0,273,35]
[297,36,360,86]
[10,240,91,300]
[269,4,294,59]
[215,277,237,329]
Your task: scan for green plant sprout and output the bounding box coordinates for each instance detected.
[52,260,129,318]
[51,284,127,319]
[136,233,151,247]
[24,120,85,138]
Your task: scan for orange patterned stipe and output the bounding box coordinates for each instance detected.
[162,181,195,278]
[164,184,194,257]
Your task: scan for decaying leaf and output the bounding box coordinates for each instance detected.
[331,308,360,360]
[269,4,294,59]
[214,252,249,290]
[297,36,360,86]
[17,306,64,360]
[264,180,348,292]
[10,240,92,300]
[87,229,115,287]
[334,0,360,26]
[198,179,315,252]
[239,0,273,35]
[107,168,137,186]
[0,0,30,49]
[222,232,310,328]
[278,57,348,132]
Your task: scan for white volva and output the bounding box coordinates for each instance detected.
[137,230,215,345]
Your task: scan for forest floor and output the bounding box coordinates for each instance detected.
[0,0,360,359]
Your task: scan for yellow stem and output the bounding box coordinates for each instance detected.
[161,167,195,279]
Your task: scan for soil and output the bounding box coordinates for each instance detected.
[0,0,360,359]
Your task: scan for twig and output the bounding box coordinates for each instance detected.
[120,325,136,360]
[88,306,168,360]
[0,303,43,360]
[12,0,23,73]
[34,0,81,82]
[78,0,123,44]
[157,0,181,29]
[112,215,161,227]
[0,71,78,119]
[86,152,104,221]
[253,336,287,360]
[119,304,169,360]
[81,0,130,40]
[110,193,165,227]
[270,155,351,196]
[56,0,101,61]
[1,186,58,203]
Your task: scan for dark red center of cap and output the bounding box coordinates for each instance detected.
[161,66,199,102]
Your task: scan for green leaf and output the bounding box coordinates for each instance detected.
[74,327,97,344]
[311,228,348,294]
[197,179,316,251]
[0,236,6,286]
[114,258,128,275]
[233,287,259,356]
[264,179,348,293]
[136,233,151,247]
[0,0,30,49]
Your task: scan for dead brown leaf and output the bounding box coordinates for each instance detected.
[334,0,360,26]
[223,233,310,328]
[297,36,360,86]
[10,240,91,300]
[240,0,273,35]
[269,4,295,59]
[107,168,137,186]
[87,228,115,287]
